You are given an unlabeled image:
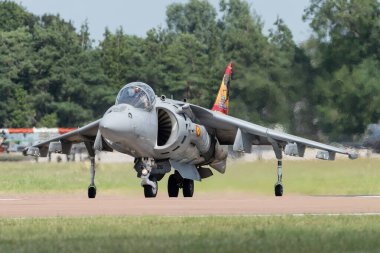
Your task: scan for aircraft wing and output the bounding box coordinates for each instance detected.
[23,119,105,157]
[190,104,357,160]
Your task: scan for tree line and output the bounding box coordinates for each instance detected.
[0,0,379,142]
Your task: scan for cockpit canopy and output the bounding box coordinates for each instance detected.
[116,82,156,110]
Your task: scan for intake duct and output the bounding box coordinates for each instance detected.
[157,109,175,146]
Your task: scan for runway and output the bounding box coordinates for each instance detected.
[1,194,380,217]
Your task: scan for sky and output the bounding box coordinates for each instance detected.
[13,0,312,44]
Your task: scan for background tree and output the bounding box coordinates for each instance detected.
[0,27,35,127]
[303,0,380,139]
[1,0,378,143]
[303,0,380,71]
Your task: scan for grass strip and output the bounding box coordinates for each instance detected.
[0,158,379,195]
[1,215,380,253]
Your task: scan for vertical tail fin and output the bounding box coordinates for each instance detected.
[211,62,233,115]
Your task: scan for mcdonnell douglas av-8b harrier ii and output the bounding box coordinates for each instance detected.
[24,63,358,198]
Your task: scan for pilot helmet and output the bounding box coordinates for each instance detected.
[127,87,136,96]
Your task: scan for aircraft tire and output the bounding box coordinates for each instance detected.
[182,179,194,197]
[144,180,158,198]
[168,174,179,197]
[88,185,96,198]
[275,183,283,197]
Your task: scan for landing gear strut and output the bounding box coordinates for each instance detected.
[88,157,97,198]
[143,177,158,198]
[85,142,97,198]
[139,158,158,198]
[269,139,284,197]
[167,171,194,198]
[274,160,283,197]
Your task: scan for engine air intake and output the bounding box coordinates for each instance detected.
[157,109,173,146]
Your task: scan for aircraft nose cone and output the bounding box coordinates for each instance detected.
[99,112,133,142]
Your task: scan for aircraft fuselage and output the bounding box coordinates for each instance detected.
[99,94,223,168]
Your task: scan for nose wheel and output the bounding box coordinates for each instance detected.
[143,179,158,198]
[138,158,159,198]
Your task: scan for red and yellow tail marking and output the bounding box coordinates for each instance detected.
[211,62,233,115]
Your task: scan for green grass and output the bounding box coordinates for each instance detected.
[0,158,379,195]
[202,158,380,195]
[1,216,380,253]
[0,154,33,162]
[1,160,380,253]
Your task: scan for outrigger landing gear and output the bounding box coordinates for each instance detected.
[88,157,97,198]
[85,142,97,198]
[167,171,194,198]
[269,138,284,197]
[274,160,283,197]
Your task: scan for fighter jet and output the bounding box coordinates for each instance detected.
[24,62,358,198]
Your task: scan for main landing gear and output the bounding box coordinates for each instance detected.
[167,171,194,198]
[134,158,196,198]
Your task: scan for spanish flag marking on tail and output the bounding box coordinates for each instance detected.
[211,62,233,115]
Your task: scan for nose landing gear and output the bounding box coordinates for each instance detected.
[139,158,159,198]
[143,178,158,198]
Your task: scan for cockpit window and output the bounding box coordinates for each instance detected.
[116,82,156,110]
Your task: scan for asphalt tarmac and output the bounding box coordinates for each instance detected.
[1,194,380,217]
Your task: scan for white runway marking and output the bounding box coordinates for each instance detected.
[291,213,380,216]
[355,195,380,198]
[166,213,380,218]
[1,195,380,217]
